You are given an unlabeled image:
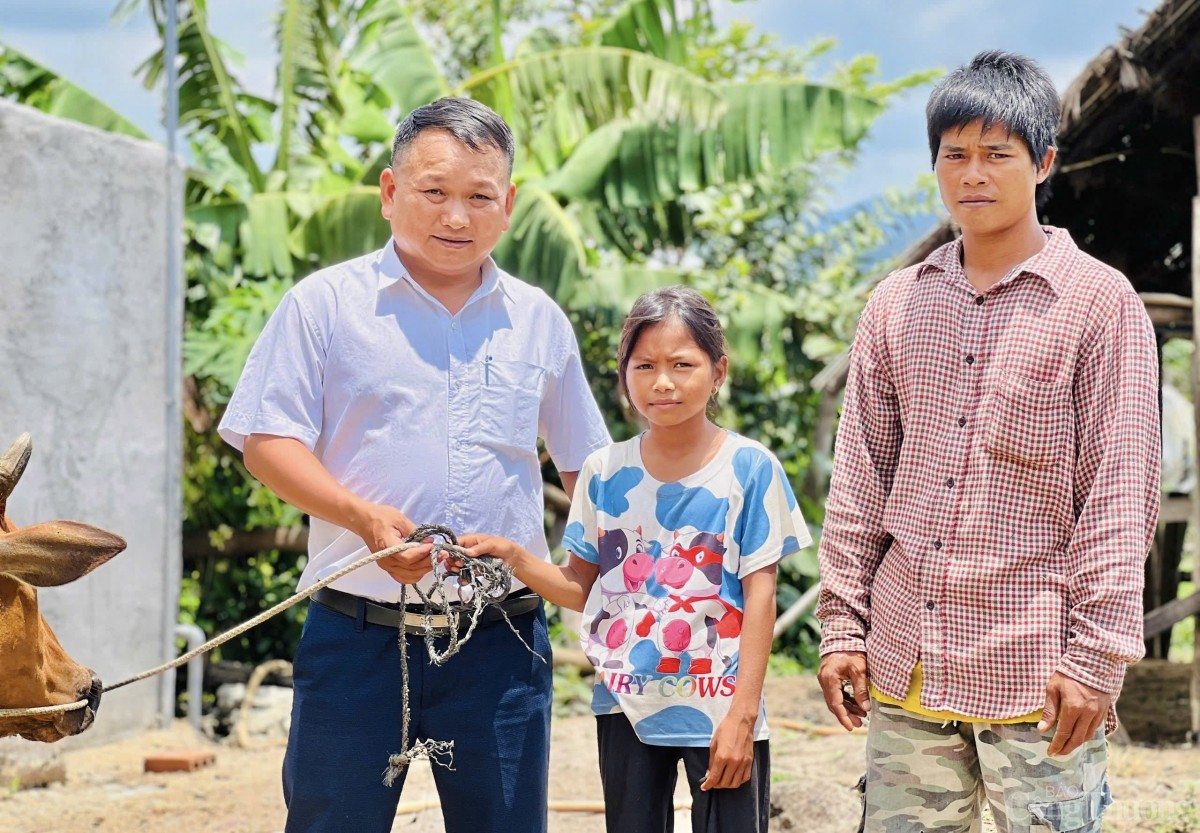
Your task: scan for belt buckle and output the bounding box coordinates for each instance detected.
[402,608,455,635]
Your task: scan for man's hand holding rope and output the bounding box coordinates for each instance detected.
[349,501,434,584]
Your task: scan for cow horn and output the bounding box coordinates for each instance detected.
[0,520,126,587]
[0,433,32,518]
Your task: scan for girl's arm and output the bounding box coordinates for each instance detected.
[459,534,598,612]
[702,564,777,791]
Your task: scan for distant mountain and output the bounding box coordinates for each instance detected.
[825,203,946,266]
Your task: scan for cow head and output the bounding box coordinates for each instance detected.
[0,433,126,742]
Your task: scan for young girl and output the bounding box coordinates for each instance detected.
[462,286,810,833]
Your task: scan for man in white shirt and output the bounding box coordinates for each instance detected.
[219,97,610,833]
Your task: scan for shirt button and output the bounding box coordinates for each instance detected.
[925,600,936,611]
[450,321,458,330]
[965,355,975,365]
[975,295,985,306]
[933,540,943,550]
[945,477,955,488]
[957,417,967,428]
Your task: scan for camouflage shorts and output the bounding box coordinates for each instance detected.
[861,699,1111,833]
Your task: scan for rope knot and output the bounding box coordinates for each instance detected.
[384,524,542,786]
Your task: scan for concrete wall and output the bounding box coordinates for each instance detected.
[0,100,179,748]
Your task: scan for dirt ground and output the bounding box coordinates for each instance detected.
[1,674,1197,833]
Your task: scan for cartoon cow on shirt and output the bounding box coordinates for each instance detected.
[586,526,656,669]
[641,530,741,675]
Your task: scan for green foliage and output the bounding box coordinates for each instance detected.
[2,0,938,672]
[1170,580,1195,663]
[1163,338,1193,399]
[178,549,309,663]
[551,665,596,717]
[766,652,810,677]
[1151,787,1200,833]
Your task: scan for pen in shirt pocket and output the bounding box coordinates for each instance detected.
[484,354,492,386]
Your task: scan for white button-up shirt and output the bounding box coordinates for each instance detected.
[219,241,611,602]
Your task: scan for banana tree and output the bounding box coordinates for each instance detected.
[3,0,900,420]
[6,0,893,400]
[0,48,147,138]
[1,0,930,667]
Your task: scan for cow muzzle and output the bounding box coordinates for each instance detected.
[76,674,103,734]
[13,673,104,742]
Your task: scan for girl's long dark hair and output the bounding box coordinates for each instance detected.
[617,286,728,406]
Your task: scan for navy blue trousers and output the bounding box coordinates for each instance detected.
[282,597,552,833]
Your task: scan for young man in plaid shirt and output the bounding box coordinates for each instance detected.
[817,51,1160,832]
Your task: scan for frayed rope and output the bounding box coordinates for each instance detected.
[381,524,544,786]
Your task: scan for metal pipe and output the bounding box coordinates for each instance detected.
[160,0,186,728]
[173,623,206,732]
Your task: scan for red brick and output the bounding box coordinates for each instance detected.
[143,750,216,773]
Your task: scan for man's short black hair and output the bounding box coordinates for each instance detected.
[391,97,516,176]
[926,51,1059,202]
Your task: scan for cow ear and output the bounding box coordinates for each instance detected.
[0,521,126,587]
[0,433,32,523]
[715,534,724,543]
[597,528,606,538]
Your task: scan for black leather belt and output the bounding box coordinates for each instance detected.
[312,586,540,635]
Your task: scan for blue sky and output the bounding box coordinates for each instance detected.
[0,0,1153,208]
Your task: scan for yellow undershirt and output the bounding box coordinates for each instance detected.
[869,661,1042,724]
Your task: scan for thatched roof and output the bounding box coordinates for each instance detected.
[1046,0,1200,293]
[1058,0,1200,149]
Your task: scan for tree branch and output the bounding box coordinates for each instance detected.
[183,526,309,559]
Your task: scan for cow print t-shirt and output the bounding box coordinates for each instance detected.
[562,430,811,747]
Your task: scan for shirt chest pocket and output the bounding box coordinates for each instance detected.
[985,371,1072,469]
[476,359,547,452]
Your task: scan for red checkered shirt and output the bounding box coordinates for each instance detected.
[817,227,1160,728]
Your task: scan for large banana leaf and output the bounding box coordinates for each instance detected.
[242,192,297,278]
[546,81,882,210]
[133,10,271,192]
[595,194,693,256]
[482,0,514,125]
[459,47,723,174]
[186,191,297,279]
[492,183,589,301]
[495,191,695,304]
[348,0,449,119]
[566,265,699,313]
[188,132,256,201]
[596,0,684,65]
[288,186,391,269]
[274,0,325,175]
[725,282,798,367]
[0,46,147,139]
